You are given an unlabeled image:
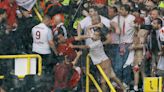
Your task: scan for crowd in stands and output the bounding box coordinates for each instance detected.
[0,0,164,92]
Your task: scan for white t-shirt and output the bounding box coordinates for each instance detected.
[112,14,135,43]
[157,56,164,70]
[32,23,53,54]
[80,16,110,45]
[89,40,109,65]
[111,15,121,44]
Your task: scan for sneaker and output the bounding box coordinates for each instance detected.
[133,86,139,91]
[123,83,130,90]
[112,82,118,87]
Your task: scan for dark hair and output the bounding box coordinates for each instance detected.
[132,8,141,13]
[0,8,6,15]
[43,15,51,20]
[55,31,65,43]
[121,4,131,13]
[57,30,65,37]
[111,6,118,13]
[19,6,28,11]
[94,26,108,41]
[154,18,163,27]
[88,6,98,12]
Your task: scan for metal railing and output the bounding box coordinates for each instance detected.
[86,54,116,92]
[0,54,42,79]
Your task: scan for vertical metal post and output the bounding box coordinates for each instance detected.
[27,57,31,74]
[38,55,42,76]
[159,77,162,92]
[86,54,90,92]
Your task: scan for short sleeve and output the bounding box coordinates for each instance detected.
[131,15,136,21]
[111,16,118,23]
[129,15,136,27]
[79,17,88,30]
[101,16,110,28]
[47,28,53,41]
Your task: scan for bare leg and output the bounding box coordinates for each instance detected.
[99,59,125,91]
[133,65,140,91]
[0,87,5,92]
[134,71,139,87]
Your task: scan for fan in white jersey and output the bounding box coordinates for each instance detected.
[32,15,57,55]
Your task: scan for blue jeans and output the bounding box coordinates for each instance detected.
[105,44,119,61]
[114,44,132,84]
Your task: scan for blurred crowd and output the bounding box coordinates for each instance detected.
[0,0,164,92]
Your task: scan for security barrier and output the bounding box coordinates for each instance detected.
[0,54,42,79]
[86,54,116,92]
[144,77,162,92]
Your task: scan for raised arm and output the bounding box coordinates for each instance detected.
[48,29,58,55]
[49,40,58,55]
[69,44,89,49]
[110,21,120,34]
[77,23,82,37]
[72,51,82,65]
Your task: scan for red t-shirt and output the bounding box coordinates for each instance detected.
[57,37,77,61]
[54,63,73,89]
[0,0,17,26]
[91,0,107,5]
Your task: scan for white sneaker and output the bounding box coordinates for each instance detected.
[112,82,118,87]
[134,85,139,91]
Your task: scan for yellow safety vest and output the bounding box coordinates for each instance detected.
[61,0,70,6]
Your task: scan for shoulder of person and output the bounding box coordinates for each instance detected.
[32,23,40,30]
[128,14,135,19]
[36,23,45,28]
[80,16,91,22]
[100,15,109,21]
[111,15,119,22]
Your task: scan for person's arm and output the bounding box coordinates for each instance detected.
[103,40,111,45]
[72,51,82,65]
[49,40,58,55]
[74,35,91,41]
[77,23,82,36]
[69,44,89,49]
[48,29,58,55]
[103,33,112,45]
[110,21,120,34]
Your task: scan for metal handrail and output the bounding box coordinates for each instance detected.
[0,54,42,79]
[86,54,116,92]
